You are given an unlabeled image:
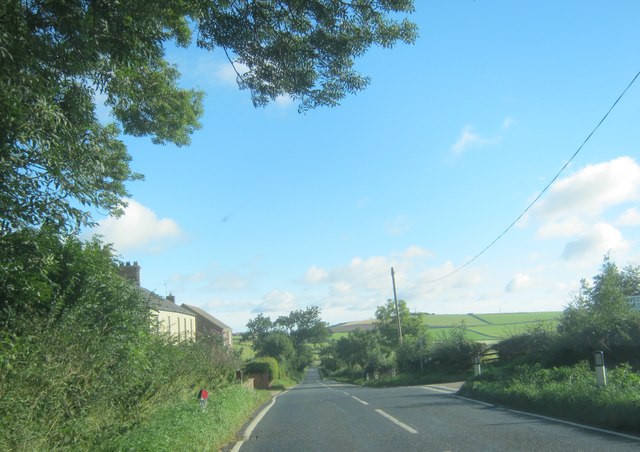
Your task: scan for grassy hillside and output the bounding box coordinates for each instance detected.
[330,311,562,342]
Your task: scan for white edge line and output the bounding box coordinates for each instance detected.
[351,395,369,406]
[452,395,640,442]
[375,409,418,434]
[422,385,458,394]
[231,389,291,452]
[452,394,494,407]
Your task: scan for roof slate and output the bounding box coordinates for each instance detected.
[140,288,194,316]
[181,304,232,331]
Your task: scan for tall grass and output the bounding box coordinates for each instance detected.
[460,362,640,433]
[113,385,271,451]
[0,318,243,450]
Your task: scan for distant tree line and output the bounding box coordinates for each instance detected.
[496,256,640,369]
[319,256,640,382]
[243,307,330,379]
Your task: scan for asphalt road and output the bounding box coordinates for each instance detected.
[233,368,640,452]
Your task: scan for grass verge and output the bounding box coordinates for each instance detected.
[112,385,272,451]
[459,362,640,434]
[330,369,471,388]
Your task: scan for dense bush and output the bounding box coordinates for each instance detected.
[255,332,295,362]
[0,232,241,450]
[429,323,485,372]
[396,331,431,372]
[494,322,558,366]
[553,258,640,368]
[460,362,640,433]
[245,357,280,381]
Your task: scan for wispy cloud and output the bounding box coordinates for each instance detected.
[450,124,502,155]
[385,215,412,236]
[502,116,515,130]
[253,290,296,313]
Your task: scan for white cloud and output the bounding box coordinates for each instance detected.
[396,246,432,259]
[505,273,533,293]
[561,223,628,261]
[303,265,329,284]
[536,216,587,239]
[254,290,296,313]
[91,199,183,254]
[618,207,640,226]
[274,94,294,108]
[451,125,501,155]
[188,56,250,87]
[535,157,640,222]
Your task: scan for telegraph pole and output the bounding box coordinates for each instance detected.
[391,267,403,345]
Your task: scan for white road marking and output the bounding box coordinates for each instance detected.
[452,394,494,407]
[453,394,640,442]
[231,389,291,452]
[351,395,369,405]
[422,385,457,394]
[375,409,418,434]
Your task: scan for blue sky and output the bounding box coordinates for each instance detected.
[88,1,640,331]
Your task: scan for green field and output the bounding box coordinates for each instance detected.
[233,335,255,360]
[330,311,562,342]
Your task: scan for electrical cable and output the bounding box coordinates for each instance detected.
[398,69,640,286]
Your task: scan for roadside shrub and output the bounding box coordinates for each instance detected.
[244,357,280,381]
[255,332,295,363]
[461,361,640,433]
[429,323,484,372]
[0,233,242,450]
[396,332,430,372]
[495,322,558,366]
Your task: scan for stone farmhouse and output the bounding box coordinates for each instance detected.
[181,304,233,347]
[119,262,232,344]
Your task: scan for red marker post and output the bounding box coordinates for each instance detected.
[198,388,209,410]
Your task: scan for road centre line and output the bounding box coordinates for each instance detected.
[351,395,369,405]
[375,409,418,434]
[324,381,415,433]
[376,409,418,435]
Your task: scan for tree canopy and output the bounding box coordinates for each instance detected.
[375,298,423,345]
[0,0,417,234]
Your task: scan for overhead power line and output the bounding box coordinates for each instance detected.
[399,69,640,286]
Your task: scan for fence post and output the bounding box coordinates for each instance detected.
[594,351,607,386]
[474,354,482,376]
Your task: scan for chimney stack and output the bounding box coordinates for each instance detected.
[166,293,176,303]
[119,261,141,286]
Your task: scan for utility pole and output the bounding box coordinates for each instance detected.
[391,267,403,345]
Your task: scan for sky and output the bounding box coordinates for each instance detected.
[86,1,640,332]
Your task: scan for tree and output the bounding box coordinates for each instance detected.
[255,332,295,364]
[430,323,484,372]
[375,299,423,345]
[242,313,274,345]
[334,329,392,374]
[0,228,150,333]
[276,306,330,346]
[1,0,417,234]
[556,256,640,366]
